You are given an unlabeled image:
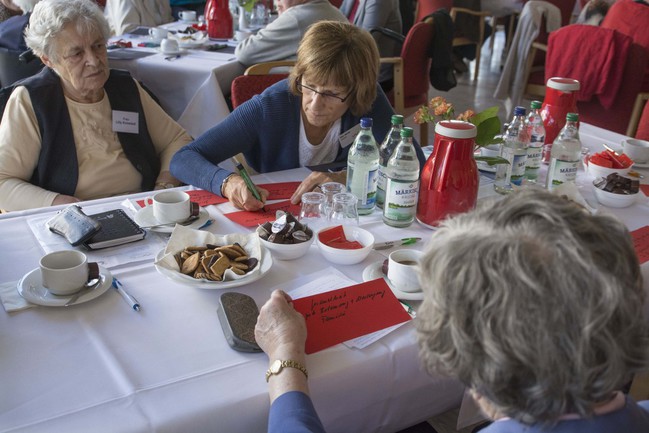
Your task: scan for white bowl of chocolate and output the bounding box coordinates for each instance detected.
[256,212,314,260]
[593,173,640,208]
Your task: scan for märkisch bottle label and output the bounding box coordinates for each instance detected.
[384,179,419,222]
[547,159,578,190]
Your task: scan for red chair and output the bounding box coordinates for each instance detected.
[415,0,453,21]
[230,60,293,109]
[379,18,435,145]
[545,25,649,135]
[628,93,649,141]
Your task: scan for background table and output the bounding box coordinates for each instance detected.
[1,123,647,433]
[109,24,246,138]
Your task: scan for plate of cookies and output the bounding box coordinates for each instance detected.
[154,225,272,289]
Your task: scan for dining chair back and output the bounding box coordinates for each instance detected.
[378,18,435,145]
[627,93,649,141]
[449,3,491,82]
[0,48,43,88]
[230,61,295,109]
[415,0,452,21]
[545,24,648,134]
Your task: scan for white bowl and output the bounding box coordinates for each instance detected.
[316,225,375,265]
[586,159,631,179]
[592,180,638,208]
[259,235,314,261]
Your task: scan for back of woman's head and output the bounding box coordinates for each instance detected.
[289,20,379,116]
[25,0,109,59]
[416,189,649,424]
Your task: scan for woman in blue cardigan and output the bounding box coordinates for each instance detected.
[170,20,425,211]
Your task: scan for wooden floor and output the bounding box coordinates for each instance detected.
[400,28,513,433]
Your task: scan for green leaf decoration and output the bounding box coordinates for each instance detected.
[475,116,502,147]
[474,155,510,166]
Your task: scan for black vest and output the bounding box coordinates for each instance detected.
[0,68,160,196]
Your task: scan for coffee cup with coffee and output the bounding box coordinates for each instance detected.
[40,251,99,296]
[387,249,422,293]
[149,190,192,224]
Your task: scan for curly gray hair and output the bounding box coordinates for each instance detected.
[416,189,649,424]
[25,0,109,60]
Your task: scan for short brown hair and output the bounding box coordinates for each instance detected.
[289,21,379,116]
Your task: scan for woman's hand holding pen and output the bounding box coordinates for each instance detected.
[222,175,269,211]
[290,171,347,204]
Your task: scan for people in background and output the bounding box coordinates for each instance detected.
[104,0,173,36]
[234,0,347,67]
[0,0,39,53]
[576,0,611,25]
[0,0,191,211]
[0,0,22,23]
[339,0,402,91]
[255,189,649,432]
[171,21,425,210]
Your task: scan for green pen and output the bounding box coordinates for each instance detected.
[231,157,265,211]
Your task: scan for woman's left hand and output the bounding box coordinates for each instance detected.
[290,171,347,204]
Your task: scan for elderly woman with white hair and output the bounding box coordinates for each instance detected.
[0,0,192,211]
[0,0,40,53]
[254,189,649,432]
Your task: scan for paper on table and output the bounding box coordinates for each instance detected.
[26,213,167,269]
[257,182,301,200]
[285,268,410,350]
[224,200,301,227]
[631,225,649,265]
[288,269,411,354]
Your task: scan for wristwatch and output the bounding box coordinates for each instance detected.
[265,359,308,382]
[155,182,176,189]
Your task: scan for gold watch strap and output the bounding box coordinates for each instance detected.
[265,359,308,382]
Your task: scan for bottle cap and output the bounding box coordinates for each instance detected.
[530,100,542,109]
[391,114,404,125]
[360,117,373,128]
[566,112,579,122]
[514,106,526,116]
[400,127,413,138]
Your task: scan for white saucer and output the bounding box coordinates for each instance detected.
[134,206,210,233]
[154,245,273,289]
[362,261,423,301]
[632,161,649,169]
[18,266,113,307]
[157,47,187,55]
[226,38,240,47]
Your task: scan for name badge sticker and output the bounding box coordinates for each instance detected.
[338,123,361,148]
[112,110,139,134]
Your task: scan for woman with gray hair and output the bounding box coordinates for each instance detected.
[254,188,649,432]
[0,0,191,211]
[416,188,649,432]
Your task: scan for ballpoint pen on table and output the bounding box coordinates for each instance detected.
[112,278,141,312]
[230,157,266,212]
[373,237,422,250]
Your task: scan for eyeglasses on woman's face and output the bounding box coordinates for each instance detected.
[296,77,352,104]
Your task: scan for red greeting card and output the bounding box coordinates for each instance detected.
[223,200,301,227]
[292,279,412,354]
[640,185,649,197]
[257,182,301,200]
[631,225,649,265]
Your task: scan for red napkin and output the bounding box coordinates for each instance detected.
[223,200,301,227]
[317,225,363,249]
[631,225,649,265]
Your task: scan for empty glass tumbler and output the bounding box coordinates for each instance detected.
[328,192,359,225]
[299,192,326,231]
[319,182,345,217]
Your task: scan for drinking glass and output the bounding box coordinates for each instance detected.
[328,192,359,225]
[320,182,345,217]
[299,192,326,232]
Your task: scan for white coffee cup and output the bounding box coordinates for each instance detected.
[622,138,649,164]
[40,251,91,296]
[387,249,422,293]
[149,27,169,41]
[179,10,197,22]
[160,38,180,54]
[150,190,191,224]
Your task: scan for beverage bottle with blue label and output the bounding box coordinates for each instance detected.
[525,100,545,183]
[494,106,529,194]
[546,113,581,191]
[383,127,420,227]
[347,117,379,215]
[376,114,404,209]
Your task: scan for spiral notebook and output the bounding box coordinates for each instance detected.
[83,209,146,250]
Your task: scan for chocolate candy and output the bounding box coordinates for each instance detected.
[257,212,313,244]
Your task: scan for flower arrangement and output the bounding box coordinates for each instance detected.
[414,97,507,165]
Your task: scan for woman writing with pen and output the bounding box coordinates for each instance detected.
[170,21,426,211]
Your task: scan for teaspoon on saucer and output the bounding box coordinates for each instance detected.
[64,275,103,307]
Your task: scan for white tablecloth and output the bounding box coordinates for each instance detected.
[1,123,647,433]
[108,24,246,138]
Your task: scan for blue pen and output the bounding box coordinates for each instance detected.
[112,278,141,312]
